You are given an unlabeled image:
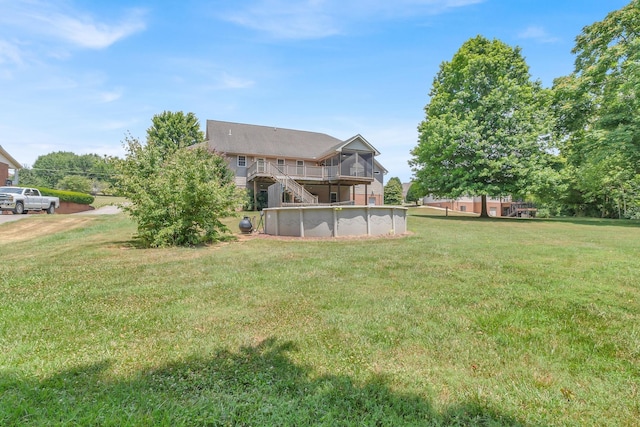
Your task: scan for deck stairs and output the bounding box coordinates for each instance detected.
[263,162,318,205]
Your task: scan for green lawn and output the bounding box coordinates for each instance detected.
[1,209,638,426]
[90,195,128,209]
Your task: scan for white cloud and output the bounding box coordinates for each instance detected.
[224,1,340,39]
[219,73,256,90]
[220,0,484,39]
[0,39,24,65]
[166,57,256,91]
[99,89,123,103]
[0,1,147,50]
[38,9,147,49]
[99,118,140,131]
[518,25,559,43]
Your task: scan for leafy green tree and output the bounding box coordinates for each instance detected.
[410,36,553,217]
[21,152,116,190]
[405,182,423,206]
[552,0,639,217]
[116,112,244,247]
[57,175,92,193]
[384,176,404,205]
[147,111,204,153]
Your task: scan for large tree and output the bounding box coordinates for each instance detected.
[410,36,553,217]
[405,182,423,206]
[20,151,116,192]
[147,111,204,153]
[553,0,640,217]
[384,176,404,205]
[116,112,244,247]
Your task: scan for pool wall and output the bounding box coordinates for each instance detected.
[263,206,408,237]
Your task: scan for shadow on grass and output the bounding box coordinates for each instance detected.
[111,233,240,250]
[410,213,640,228]
[0,338,528,426]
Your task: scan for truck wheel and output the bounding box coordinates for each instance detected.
[46,204,55,214]
[13,202,24,215]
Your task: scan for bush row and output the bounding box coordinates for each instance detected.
[37,187,94,205]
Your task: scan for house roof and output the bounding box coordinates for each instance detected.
[0,145,21,169]
[205,120,380,161]
[317,134,381,159]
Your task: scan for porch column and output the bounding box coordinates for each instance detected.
[253,180,257,211]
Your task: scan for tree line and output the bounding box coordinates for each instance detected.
[18,152,117,195]
[410,0,639,218]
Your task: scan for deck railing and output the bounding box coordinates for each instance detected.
[247,162,366,182]
[256,162,318,205]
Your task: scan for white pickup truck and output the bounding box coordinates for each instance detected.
[0,187,60,214]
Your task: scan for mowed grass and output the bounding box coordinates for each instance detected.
[0,209,638,426]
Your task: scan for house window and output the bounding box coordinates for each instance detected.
[489,207,497,217]
[277,159,285,166]
[460,206,466,212]
[256,158,265,173]
[330,192,337,203]
[296,160,304,175]
[237,155,246,167]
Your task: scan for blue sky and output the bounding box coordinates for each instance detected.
[0,0,630,182]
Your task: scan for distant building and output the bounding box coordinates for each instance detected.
[0,146,21,185]
[422,195,536,217]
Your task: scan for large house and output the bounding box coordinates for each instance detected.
[204,120,386,209]
[0,145,21,185]
[422,195,536,217]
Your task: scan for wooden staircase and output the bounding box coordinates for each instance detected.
[263,162,318,205]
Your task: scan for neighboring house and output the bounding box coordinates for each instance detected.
[0,145,21,185]
[422,195,536,217]
[204,120,386,209]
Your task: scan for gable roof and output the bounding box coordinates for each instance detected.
[205,120,379,161]
[317,134,381,159]
[0,145,21,169]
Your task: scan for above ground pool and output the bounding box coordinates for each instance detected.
[262,205,407,238]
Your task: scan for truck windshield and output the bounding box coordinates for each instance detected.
[0,187,22,194]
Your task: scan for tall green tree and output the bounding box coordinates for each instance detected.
[20,152,116,191]
[553,0,640,217]
[147,111,204,154]
[116,112,244,247]
[405,182,423,206]
[384,177,404,205]
[57,175,92,193]
[410,36,553,217]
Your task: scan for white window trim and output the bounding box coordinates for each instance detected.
[237,155,246,167]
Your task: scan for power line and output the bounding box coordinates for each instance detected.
[25,167,117,177]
